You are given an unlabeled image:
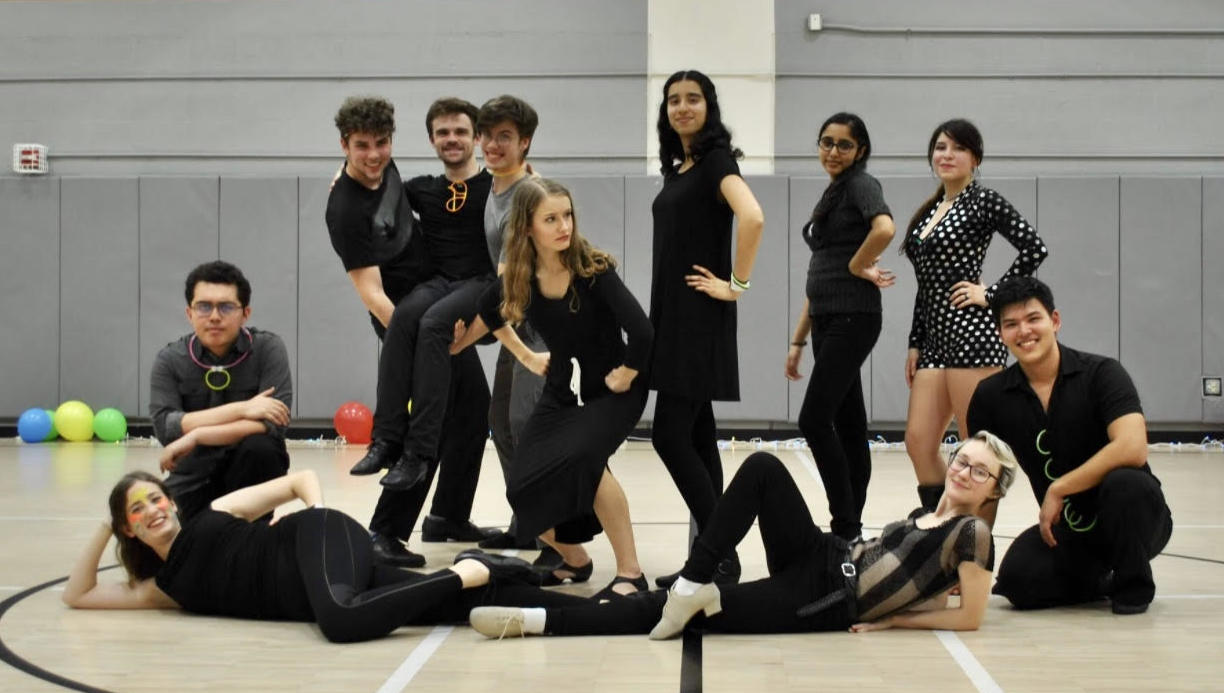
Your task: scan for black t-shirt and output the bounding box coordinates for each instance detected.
[967,344,1155,531]
[325,161,432,308]
[648,147,741,400]
[803,169,891,315]
[156,510,313,621]
[406,170,494,280]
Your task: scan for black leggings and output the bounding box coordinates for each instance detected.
[797,312,881,540]
[651,393,723,533]
[295,509,587,643]
[543,453,850,635]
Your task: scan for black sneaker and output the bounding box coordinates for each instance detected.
[350,439,401,476]
[380,453,430,490]
[371,533,425,568]
[422,515,500,543]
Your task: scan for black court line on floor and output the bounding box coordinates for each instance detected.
[0,566,119,693]
[680,628,702,693]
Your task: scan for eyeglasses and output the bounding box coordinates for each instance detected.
[191,301,242,318]
[446,180,467,213]
[818,137,857,153]
[948,455,1000,484]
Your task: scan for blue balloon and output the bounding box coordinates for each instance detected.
[17,408,53,443]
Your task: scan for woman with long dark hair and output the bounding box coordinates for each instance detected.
[649,69,764,586]
[786,112,896,541]
[451,178,653,599]
[63,470,585,642]
[469,432,1019,639]
[901,119,1047,513]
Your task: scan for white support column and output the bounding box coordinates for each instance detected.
[647,0,776,175]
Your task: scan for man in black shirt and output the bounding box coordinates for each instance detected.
[967,277,1172,614]
[325,96,494,566]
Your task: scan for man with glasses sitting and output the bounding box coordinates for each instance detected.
[326,96,498,567]
[967,276,1172,615]
[150,260,292,522]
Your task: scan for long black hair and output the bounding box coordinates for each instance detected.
[108,471,172,584]
[809,112,873,228]
[902,119,984,257]
[656,70,743,176]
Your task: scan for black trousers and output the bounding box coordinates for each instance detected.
[295,509,588,643]
[993,467,1173,609]
[369,346,490,539]
[170,433,290,522]
[798,312,881,540]
[403,275,493,461]
[651,393,723,533]
[371,279,455,442]
[544,452,851,635]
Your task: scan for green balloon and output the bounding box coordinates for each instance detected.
[44,409,58,441]
[93,407,128,442]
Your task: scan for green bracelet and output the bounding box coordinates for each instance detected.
[731,273,751,291]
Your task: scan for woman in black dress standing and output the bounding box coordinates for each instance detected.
[785,113,896,541]
[649,70,764,586]
[452,178,654,598]
[902,119,1047,513]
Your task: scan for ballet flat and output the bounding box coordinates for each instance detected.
[649,583,722,640]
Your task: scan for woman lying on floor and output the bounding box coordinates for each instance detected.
[64,469,588,643]
[470,431,1017,639]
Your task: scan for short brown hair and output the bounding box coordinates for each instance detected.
[425,97,479,138]
[335,96,395,141]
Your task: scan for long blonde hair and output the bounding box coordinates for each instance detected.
[501,178,616,324]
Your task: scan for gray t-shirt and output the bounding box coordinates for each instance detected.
[483,175,531,268]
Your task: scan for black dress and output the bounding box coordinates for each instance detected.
[648,147,741,401]
[906,181,1047,369]
[478,269,653,542]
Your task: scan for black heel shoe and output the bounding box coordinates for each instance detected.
[453,549,537,584]
[537,559,594,586]
[593,574,649,601]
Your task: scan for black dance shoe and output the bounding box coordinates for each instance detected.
[454,549,539,584]
[532,545,565,571]
[478,529,539,550]
[380,453,430,490]
[593,574,649,601]
[371,533,426,568]
[350,439,401,476]
[537,559,594,586]
[654,570,680,589]
[422,515,501,543]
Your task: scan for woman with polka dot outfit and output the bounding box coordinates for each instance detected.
[901,119,1047,514]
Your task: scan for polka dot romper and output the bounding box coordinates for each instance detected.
[905,181,1047,369]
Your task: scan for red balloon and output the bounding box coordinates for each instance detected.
[333,401,373,444]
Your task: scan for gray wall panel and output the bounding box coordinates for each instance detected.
[296,176,378,418]
[624,176,663,422]
[713,176,790,422]
[1119,177,1202,423]
[60,178,139,415]
[1202,178,1224,424]
[0,178,60,414]
[1036,177,1120,358]
[137,177,220,416]
[554,177,626,267]
[219,177,299,414]
[873,177,935,424]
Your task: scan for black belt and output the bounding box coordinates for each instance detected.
[796,540,858,622]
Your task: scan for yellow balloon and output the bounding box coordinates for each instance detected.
[55,400,95,442]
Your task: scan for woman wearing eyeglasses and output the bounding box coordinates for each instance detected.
[469,431,1019,639]
[785,113,895,543]
[901,119,1047,515]
[648,70,764,587]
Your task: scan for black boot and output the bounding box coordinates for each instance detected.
[370,533,425,568]
[350,439,401,476]
[380,452,430,490]
[917,484,944,511]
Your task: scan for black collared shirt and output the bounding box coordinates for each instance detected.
[967,343,1154,532]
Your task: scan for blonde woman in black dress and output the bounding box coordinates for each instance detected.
[902,119,1047,512]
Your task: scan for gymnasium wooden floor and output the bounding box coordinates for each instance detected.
[0,437,1219,692]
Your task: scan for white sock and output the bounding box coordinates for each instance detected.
[521,608,547,634]
[672,577,705,596]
